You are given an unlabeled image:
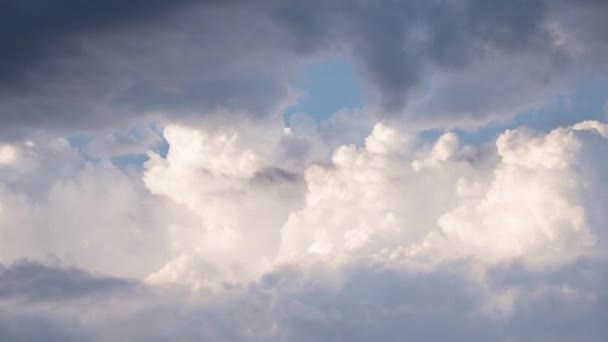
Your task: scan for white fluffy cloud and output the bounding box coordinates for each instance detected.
[279,120,608,269]
[0,138,170,278]
[3,118,607,278]
[1,117,607,340]
[438,122,608,264]
[142,124,305,286]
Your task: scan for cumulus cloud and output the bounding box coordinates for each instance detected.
[143,123,306,286]
[5,117,606,280]
[438,123,608,264]
[1,116,608,340]
[136,118,607,288]
[0,137,171,278]
[280,121,608,269]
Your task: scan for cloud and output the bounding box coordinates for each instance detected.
[1,258,607,341]
[2,1,607,137]
[0,313,88,342]
[437,122,608,264]
[280,120,608,269]
[82,124,164,159]
[3,115,607,279]
[143,123,306,286]
[0,0,196,86]
[0,144,17,164]
[0,260,133,302]
[100,117,604,292]
[1,116,608,340]
[0,137,171,278]
[2,2,607,339]
[405,49,572,129]
[0,1,297,138]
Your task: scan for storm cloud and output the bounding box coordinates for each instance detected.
[0,0,606,137]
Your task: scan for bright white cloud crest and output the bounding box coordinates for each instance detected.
[2,119,607,276]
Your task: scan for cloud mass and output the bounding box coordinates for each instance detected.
[1,0,607,137]
[1,1,608,341]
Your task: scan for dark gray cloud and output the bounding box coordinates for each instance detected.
[0,0,197,87]
[0,0,607,137]
[265,0,553,114]
[0,259,134,301]
[0,313,88,342]
[252,167,301,185]
[339,0,549,112]
[0,0,294,139]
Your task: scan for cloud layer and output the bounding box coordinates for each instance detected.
[1,0,607,137]
[1,115,607,340]
[1,1,608,340]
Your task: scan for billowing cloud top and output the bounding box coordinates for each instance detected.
[1,1,608,341]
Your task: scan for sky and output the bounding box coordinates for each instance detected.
[0,1,608,341]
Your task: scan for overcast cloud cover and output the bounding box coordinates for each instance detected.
[1,0,608,341]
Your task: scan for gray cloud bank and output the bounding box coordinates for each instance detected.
[0,259,134,302]
[0,258,607,341]
[0,0,607,137]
